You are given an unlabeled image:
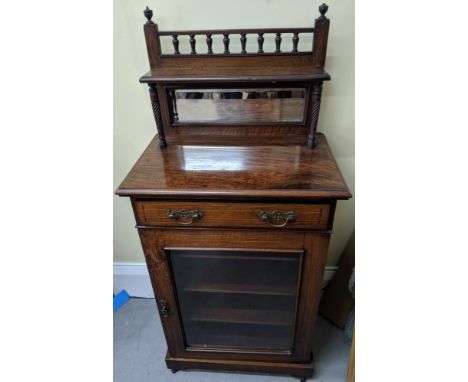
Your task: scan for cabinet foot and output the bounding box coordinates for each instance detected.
[159,138,167,148]
[170,369,178,374]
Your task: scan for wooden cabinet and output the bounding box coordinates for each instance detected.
[116,4,351,381]
[118,136,350,381]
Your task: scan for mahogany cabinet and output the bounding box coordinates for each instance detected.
[116,4,351,381]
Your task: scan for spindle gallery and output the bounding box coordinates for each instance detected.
[116,4,351,381]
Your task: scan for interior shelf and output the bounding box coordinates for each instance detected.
[187,321,292,350]
[184,281,296,296]
[189,306,293,326]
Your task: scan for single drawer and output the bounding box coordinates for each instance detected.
[133,201,330,230]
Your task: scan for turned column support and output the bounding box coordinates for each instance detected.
[307,80,323,148]
[170,89,179,121]
[148,83,167,147]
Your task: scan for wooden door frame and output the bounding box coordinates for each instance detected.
[138,228,329,363]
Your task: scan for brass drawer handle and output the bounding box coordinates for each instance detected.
[158,299,169,318]
[258,210,296,228]
[166,208,203,225]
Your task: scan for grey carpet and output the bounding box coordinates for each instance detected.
[114,298,350,382]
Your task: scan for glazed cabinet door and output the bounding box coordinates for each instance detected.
[138,229,328,362]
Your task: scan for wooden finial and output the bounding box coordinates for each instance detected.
[319,3,329,17]
[144,6,154,24]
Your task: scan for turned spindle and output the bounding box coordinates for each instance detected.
[240,34,247,54]
[148,84,167,148]
[223,34,230,54]
[307,81,323,148]
[257,33,264,53]
[206,34,213,54]
[275,32,282,53]
[168,89,179,122]
[172,34,180,54]
[189,34,196,54]
[292,33,299,53]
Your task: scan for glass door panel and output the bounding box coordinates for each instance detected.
[168,249,302,352]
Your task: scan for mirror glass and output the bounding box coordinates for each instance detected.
[171,88,306,124]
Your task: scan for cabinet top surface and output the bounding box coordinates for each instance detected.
[116,133,351,201]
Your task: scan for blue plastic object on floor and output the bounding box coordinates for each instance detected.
[113,290,130,312]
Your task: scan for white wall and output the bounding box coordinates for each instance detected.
[114,0,354,265]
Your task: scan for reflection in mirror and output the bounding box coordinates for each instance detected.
[172,88,306,124]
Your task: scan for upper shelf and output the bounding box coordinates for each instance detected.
[139,62,330,84]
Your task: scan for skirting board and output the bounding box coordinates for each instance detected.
[114,262,338,298]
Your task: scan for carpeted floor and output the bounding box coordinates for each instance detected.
[114,298,350,382]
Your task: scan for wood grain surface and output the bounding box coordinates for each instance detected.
[116,133,351,200]
[134,200,330,230]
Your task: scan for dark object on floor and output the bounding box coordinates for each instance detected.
[319,231,355,328]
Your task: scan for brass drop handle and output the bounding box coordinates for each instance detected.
[158,299,169,318]
[258,210,296,228]
[166,208,203,225]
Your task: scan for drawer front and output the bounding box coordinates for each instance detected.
[133,201,330,230]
